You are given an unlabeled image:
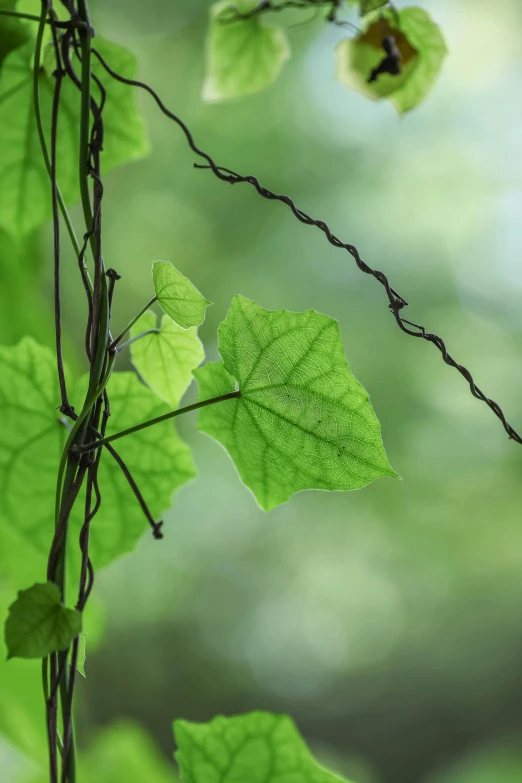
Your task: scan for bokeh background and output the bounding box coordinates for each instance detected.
[1,0,522,781]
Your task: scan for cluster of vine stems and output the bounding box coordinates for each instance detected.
[0,0,520,781]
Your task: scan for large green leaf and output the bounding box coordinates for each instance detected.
[174,711,349,783]
[0,36,149,236]
[336,7,447,113]
[195,296,396,511]
[153,261,211,329]
[70,370,196,571]
[5,582,82,660]
[131,311,204,408]
[0,339,195,585]
[202,0,291,102]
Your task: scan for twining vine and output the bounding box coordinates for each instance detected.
[0,2,520,782]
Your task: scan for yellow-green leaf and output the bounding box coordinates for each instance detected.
[195,296,396,511]
[336,6,448,113]
[202,0,291,102]
[130,311,204,408]
[153,262,211,329]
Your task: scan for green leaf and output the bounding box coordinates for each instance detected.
[174,711,349,783]
[202,0,291,102]
[359,0,387,15]
[0,1,30,66]
[4,582,82,660]
[68,630,87,678]
[195,296,396,511]
[130,311,204,408]
[0,36,149,236]
[336,6,448,113]
[153,262,211,329]
[70,370,196,571]
[0,339,195,582]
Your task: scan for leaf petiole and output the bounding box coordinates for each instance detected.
[108,296,158,352]
[74,390,241,453]
[116,328,160,354]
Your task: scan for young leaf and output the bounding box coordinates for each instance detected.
[0,36,149,236]
[195,296,397,511]
[153,261,211,329]
[174,711,350,783]
[5,582,82,660]
[336,7,448,113]
[0,339,195,578]
[202,0,291,102]
[130,311,204,408]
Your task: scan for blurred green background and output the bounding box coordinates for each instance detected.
[1,0,522,781]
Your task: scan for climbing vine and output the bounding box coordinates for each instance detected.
[0,1,520,782]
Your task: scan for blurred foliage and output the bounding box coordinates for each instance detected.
[427,741,522,783]
[0,1,522,783]
[19,722,178,783]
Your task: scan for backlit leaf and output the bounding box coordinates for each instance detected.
[0,36,149,236]
[336,7,447,113]
[202,0,291,102]
[0,339,195,585]
[153,262,211,329]
[174,711,349,783]
[131,311,204,408]
[5,582,82,660]
[195,296,396,511]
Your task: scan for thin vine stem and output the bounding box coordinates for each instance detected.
[76,391,242,453]
[31,5,84,270]
[116,328,161,354]
[0,7,87,27]
[108,295,158,351]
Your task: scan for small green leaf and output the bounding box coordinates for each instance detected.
[68,631,87,678]
[0,36,149,236]
[202,0,291,102]
[195,296,396,511]
[336,6,448,113]
[5,582,82,660]
[359,0,387,14]
[130,311,204,408]
[153,262,211,329]
[0,339,196,580]
[174,711,350,783]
